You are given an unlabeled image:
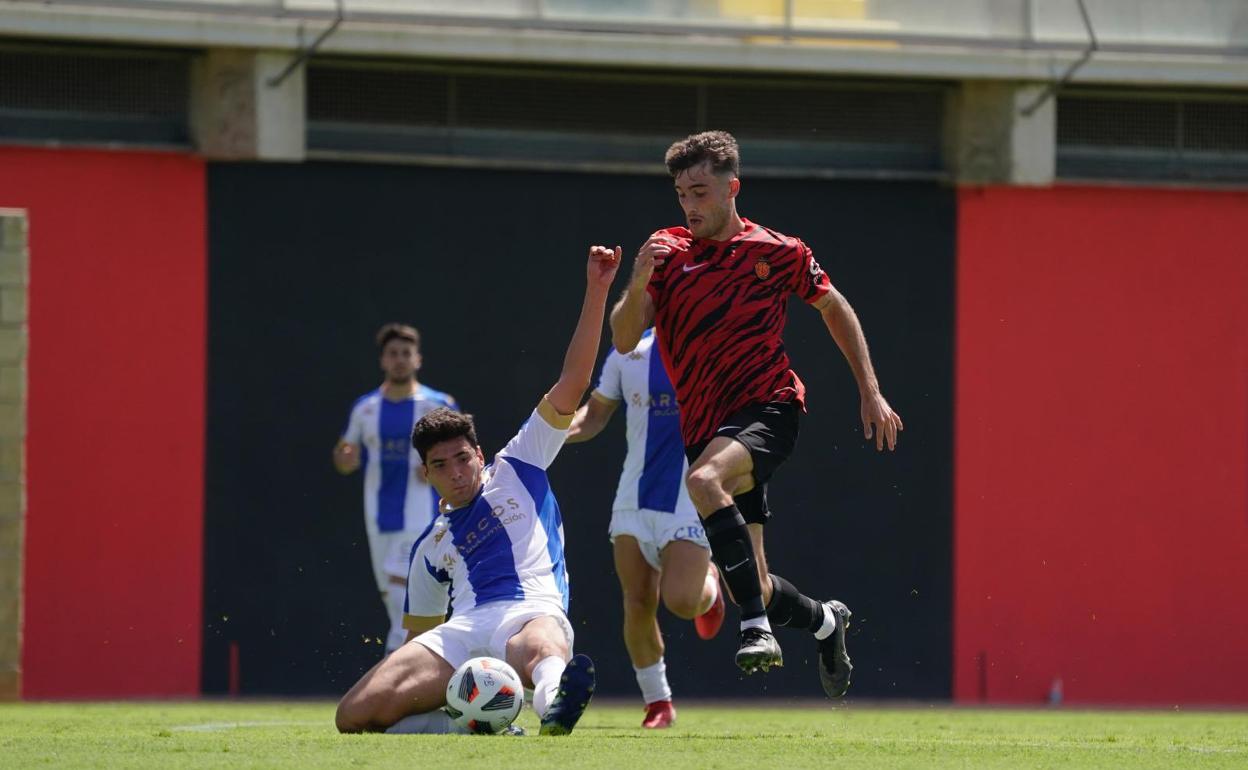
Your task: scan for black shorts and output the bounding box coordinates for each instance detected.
[684,401,801,525]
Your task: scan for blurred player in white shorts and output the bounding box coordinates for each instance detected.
[335,244,621,737]
[567,327,724,729]
[333,323,458,654]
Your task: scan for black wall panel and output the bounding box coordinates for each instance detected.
[204,161,954,700]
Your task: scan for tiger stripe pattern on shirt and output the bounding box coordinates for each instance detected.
[645,218,832,446]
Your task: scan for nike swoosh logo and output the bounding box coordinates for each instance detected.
[682,262,709,273]
[724,558,749,572]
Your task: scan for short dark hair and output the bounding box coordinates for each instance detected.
[376,323,420,351]
[411,407,479,461]
[664,130,740,178]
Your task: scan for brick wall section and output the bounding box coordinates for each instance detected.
[0,209,27,702]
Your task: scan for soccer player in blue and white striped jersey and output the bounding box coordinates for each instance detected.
[334,323,458,653]
[336,244,621,737]
[566,328,724,729]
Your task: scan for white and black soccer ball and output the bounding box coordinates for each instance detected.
[444,656,523,734]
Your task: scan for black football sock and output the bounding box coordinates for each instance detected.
[703,505,766,620]
[765,573,825,633]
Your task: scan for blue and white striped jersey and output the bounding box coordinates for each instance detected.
[342,384,458,535]
[404,402,571,616]
[593,329,694,517]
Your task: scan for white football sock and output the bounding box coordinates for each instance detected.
[813,604,837,641]
[634,658,672,705]
[382,586,406,653]
[385,711,466,734]
[531,655,566,719]
[741,616,772,633]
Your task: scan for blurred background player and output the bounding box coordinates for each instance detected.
[611,130,903,696]
[566,327,725,729]
[333,323,459,654]
[335,244,620,736]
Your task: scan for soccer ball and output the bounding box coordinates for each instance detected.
[444,656,524,734]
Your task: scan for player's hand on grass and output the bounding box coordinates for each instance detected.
[629,235,675,291]
[861,392,903,451]
[589,245,622,291]
[333,440,361,473]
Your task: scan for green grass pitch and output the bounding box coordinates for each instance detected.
[2,701,1245,769]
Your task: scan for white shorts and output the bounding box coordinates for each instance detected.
[367,529,419,594]
[609,508,710,571]
[412,600,575,670]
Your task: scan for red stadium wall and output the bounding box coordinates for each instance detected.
[0,147,205,697]
[955,185,1248,705]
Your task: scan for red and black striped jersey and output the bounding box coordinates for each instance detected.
[645,218,832,446]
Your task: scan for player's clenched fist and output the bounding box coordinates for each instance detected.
[588,245,622,290]
[629,235,676,291]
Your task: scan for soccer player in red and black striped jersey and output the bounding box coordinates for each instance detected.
[610,131,903,697]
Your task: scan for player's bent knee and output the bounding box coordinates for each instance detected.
[335,698,367,734]
[685,467,725,509]
[660,573,706,619]
[662,592,701,620]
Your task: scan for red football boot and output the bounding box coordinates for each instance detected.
[641,699,676,729]
[694,562,726,640]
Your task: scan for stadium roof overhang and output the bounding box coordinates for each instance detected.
[1,0,1245,89]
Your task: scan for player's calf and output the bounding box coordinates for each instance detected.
[703,506,769,622]
[816,600,853,698]
[334,694,391,734]
[765,573,825,632]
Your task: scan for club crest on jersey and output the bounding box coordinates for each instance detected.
[754,259,771,280]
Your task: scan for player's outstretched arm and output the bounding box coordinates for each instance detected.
[566,394,621,444]
[546,246,621,416]
[610,235,670,353]
[813,289,904,451]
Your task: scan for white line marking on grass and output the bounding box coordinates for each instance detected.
[171,721,325,732]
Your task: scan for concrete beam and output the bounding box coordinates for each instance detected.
[190,48,305,161]
[945,81,1056,186]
